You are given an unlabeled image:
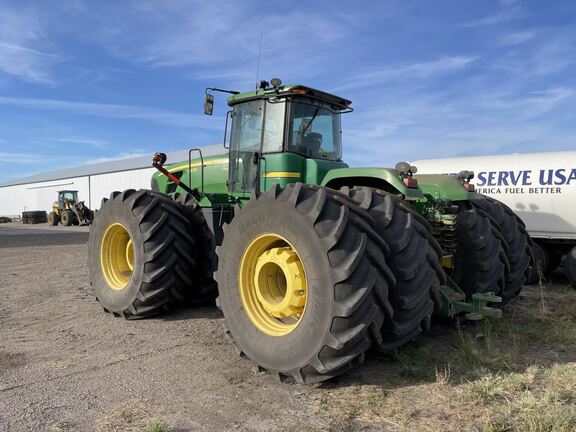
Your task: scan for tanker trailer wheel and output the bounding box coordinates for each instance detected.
[471,195,531,304]
[170,192,218,305]
[340,186,443,350]
[88,189,196,319]
[61,209,73,226]
[451,202,507,300]
[215,183,393,384]
[48,211,59,226]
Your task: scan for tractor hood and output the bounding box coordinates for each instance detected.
[414,174,476,201]
[321,167,424,199]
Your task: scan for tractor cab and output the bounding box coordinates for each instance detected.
[58,190,79,209]
[207,79,352,194]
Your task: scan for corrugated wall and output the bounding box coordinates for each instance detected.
[89,168,155,209]
[0,168,155,217]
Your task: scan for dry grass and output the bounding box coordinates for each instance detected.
[315,282,576,431]
[95,399,168,432]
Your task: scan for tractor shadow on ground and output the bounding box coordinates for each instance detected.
[162,303,223,321]
[0,232,89,248]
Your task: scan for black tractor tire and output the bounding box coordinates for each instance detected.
[470,195,531,304]
[451,202,507,300]
[48,211,60,226]
[339,186,443,351]
[215,183,394,384]
[61,209,73,226]
[170,192,218,305]
[88,189,197,319]
[72,213,80,225]
[566,247,576,288]
[22,211,47,224]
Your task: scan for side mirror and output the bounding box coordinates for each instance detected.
[204,93,214,116]
[253,152,260,165]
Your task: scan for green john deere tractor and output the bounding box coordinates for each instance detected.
[88,79,531,383]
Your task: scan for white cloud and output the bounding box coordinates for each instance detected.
[332,56,478,92]
[0,151,49,164]
[0,8,60,84]
[477,87,575,115]
[497,31,536,47]
[0,96,222,128]
[460,0,524,28]
[51,136,110,149]
[84,151,150,165]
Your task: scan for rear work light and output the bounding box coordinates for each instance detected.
[403,177,418,188]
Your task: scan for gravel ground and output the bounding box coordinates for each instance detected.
[0,223,356,432]
[0,222,573,432]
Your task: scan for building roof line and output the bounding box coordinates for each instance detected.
[0,144,225,188]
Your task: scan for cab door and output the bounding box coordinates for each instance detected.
[228,99,286,195]
[228,100,263,195]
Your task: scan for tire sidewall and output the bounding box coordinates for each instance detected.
[88,197,145,313]
[219,199,336,371]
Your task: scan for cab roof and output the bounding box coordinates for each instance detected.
[226,84,352,110]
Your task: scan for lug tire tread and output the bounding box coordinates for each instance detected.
[339,186,443,351]
[215,183,394,384]
[471,195,531,303]
[88,189,196,319]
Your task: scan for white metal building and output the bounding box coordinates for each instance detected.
[0,145,223,217]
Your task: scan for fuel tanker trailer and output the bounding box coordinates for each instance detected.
[412,151,576,287]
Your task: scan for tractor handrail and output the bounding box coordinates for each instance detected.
[188,148,204,194]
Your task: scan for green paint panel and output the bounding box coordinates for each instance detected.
[322,167,423,198]
[152,152,229,197]
[415,174,474,201]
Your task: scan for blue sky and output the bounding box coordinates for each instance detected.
[0,0,575,183]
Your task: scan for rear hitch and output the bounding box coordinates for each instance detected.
[438,276,502,320]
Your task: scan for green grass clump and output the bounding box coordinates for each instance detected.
[146,421,168,432]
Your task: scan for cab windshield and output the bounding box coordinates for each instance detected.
[287,100,342,161]
[62,192,76,202]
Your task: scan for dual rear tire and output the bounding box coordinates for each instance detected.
[89,190,198,318]
[468,195,532,304]
[215,184,443,383]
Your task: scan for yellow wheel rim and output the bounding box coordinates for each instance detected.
[239,233,307,336]
[100,223,134,291]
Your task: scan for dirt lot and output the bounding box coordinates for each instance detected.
[1,223,575,432]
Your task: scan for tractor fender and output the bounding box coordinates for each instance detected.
[321,167,423,199]
[414,174,478,201]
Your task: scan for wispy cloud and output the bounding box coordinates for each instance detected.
[0,151,50,164]
[497,31,536,47]
[460,0,525,28]
[51,136,110,149]
[477,87,575,115]
[491,32,576,76]
[0,96,221,128]
[332,56,478,92]
[69,0,351,88]
[0,8,60,84]
[84,151,150,165]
